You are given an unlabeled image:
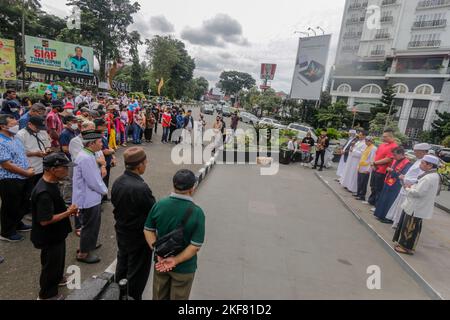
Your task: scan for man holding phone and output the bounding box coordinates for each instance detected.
[31,153,78,300]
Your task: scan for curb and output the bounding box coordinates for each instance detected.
[67,153,219,300]
[314,172,444,301]
[435,202,450,214]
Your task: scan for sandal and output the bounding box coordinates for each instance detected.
[395,245,414,256]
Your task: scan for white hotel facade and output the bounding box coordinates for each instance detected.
[331,0,450,139]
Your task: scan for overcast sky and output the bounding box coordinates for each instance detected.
[40,0,346,92]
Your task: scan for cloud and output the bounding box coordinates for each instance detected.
[149,15,175,33]
[181,14,249,48]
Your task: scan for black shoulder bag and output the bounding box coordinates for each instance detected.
[153,207,194,259]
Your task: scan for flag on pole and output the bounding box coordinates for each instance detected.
[158,78,165,96]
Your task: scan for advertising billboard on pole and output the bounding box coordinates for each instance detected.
[260,63,277,80]
[25,36,94,77]
[290,35,331,100]
[0,38,17,80]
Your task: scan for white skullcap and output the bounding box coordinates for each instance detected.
[414,143,431,151]
[423,155,440,166]
[349,130,357,134]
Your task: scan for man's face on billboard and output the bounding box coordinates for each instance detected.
[75,48,83,57]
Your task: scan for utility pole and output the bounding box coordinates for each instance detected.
[384,99,396,130]
[21,0,26,91]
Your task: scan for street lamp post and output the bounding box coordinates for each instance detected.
[21,0,27,91]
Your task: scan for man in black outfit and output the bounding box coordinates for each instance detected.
[31,153,79,300]
[313,131,330,171]
[111,147,156,300]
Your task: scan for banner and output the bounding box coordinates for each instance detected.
[261,63,277,80]
[290,35,331,100]
[25,36,94,77]
[0,39,17,80]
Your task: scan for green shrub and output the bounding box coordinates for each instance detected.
[443,136,450,148]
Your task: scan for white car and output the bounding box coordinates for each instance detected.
[259,118,287,130]
[287,123,318,141]
[240,112,259,125]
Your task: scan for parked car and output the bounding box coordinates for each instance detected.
[240,112,260,125]
[215,104,223,113]
[222,106,232,117]
[201,104,215,115]
[259,118,287,130]
[287,123,318,141]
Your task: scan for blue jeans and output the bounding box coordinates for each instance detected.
[162,127,170,143]
[132,123,142,144]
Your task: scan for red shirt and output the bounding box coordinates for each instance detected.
[46,111,63,147]
[162,113,171,128]
[374,141,398,174]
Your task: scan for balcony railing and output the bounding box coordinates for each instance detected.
[343,32,362,39]
[417,0,450,10]
[387,67,450,75]
[342,46,360,52]
[346,17,365,25]
[412,19,447,28]
[348,2,368,10]
[408,40,441,48]
[382,0,397,6]
[380,16,394,23]
[371,50,386,56]
[375,33,391,39]
[334,68,387,77]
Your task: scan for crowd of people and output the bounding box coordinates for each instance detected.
[337,129,444,256]
[0,88,206,300]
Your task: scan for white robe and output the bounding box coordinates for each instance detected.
[337,138,356,177]
[340,140,367,193]
[386,159,424,227]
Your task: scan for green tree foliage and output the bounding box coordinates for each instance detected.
[431,110,450,143]
[443,136,450,148]
[128,30,143,92]
[145,35,195,99]
[184,77,209,101]
[58,0,140,81]
[370,85,397,117]
[217,71,256,96]
[316,101,353,129]
[258,88,282,114]
[369,113,407,145]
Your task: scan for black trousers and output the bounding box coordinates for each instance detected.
[144,128,153,141]
[169,126,176,141]
[40,241,66,299]
[0,179,28,237]
[314,150,326,169]
[102,166,111,201]
[357,172,370,200]
[115,235,152,300]
[79,205,102,253]
[368,172,386,206]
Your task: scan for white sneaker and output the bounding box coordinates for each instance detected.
[362,201,369,205]
[370,208,376,212]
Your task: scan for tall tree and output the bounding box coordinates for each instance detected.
[370,85,397,117]
[58,0,140,81]
[145,35,195,99]
[431,110,450,143]
[128,30,143,92]
[217,71,256,96]
[316,101,353,129]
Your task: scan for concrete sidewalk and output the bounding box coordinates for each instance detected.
[317,169,450,300]
[160,164,432,300]
[436,191,450,214]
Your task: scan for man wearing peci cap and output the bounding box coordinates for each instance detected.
[393,155,442,255]
[356,136,377,201]
[144,169,206,300]
[31,153,78,300]
[386,143,431,228]
[111,147,156,300]
[72,130,108,264]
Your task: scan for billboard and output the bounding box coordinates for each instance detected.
[261,63,277,80]
[25,36,94,77]
[290,35,331,100]
[0,38,17,80]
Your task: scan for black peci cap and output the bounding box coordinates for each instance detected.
[43,153,77,168]
[29,116,46,130]
[173,169,197,191]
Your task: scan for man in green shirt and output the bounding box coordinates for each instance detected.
[144,169,205,300]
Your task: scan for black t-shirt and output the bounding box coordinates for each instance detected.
[31,179,72,249]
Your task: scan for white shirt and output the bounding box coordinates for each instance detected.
[402,172,440,220]
[69,135,103,161]
[16,129,51,174]
[403,160,424,186]
[288,140,296,151]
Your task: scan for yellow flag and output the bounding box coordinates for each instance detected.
[157,78,165,96]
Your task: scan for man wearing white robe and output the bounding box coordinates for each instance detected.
[386,143,431,228]
[340,131,367,193]
[337,130,358,178]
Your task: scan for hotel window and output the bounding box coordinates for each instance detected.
[360,84,382,94]
[410,107,428,120]
[393,84,408,94]
[415,84,434,95]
